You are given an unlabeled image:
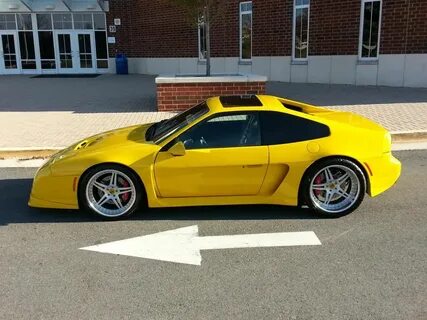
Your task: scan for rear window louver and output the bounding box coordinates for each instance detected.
[281,102,305,113]
[220,95,263,107]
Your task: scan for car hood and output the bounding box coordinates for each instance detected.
[45,124,159,175]
[70,123,153,152]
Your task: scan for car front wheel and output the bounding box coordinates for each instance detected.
[79,164,143,219]
[302,158,366,217]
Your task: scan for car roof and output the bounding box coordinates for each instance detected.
[206,95,284,113]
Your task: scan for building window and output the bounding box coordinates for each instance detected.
[36,14,52,30]
[16,14,36,69]
[53,14,73,30]
[198,16,207,60]
[95,31,108,69]
[0,14,16,30]
[240,1,252,61]
[293,0,310,60]
[19,31,36,69]
[73,13,93,29]
[17,14,32,31]
[359,0,382,59]
[93,14,106,30]
[38,31,56,69]
[93,14,108,69]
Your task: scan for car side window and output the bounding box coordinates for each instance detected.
[177,112,261,150]
[260,111,330,145]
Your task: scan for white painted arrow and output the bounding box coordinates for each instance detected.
[80,225,321,266]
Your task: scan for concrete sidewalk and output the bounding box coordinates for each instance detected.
[1,74,426,151]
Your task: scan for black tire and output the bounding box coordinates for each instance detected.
[78,164,144,220]
[301,158,366,217]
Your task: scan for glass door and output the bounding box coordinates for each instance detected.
[0,32,21,74]
[76,32,95,73]
[55,32,74,73]
[54,31,96,73]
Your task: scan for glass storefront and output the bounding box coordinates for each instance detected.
[0,12,108,74]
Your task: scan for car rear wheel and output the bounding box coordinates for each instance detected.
[302,158,366,217]
[79,164,143,219]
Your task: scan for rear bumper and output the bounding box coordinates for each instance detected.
[365,153,401,197]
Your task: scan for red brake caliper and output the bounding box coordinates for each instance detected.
[121,179,130,202]
[314,174,323,197]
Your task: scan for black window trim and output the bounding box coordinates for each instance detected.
[161,110,330,151]
[258,110,330,146]
[161,110,262,151]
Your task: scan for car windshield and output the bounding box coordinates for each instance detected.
[150,102,209,143]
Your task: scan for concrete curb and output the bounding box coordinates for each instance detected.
[390,131,427,142]
[0,131,426,160]
[0,149,60,160]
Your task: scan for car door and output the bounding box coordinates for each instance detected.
[154,112,269,198]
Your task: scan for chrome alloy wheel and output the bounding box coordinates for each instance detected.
[85,169,136,218]
[309,165,361,214]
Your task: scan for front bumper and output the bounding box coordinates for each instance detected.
[28,195,78,209]
[28,164,79,209]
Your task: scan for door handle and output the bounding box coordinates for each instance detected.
[243,164,263,168]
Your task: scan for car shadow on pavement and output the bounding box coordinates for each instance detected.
[143,205,319,221]
[0,179,321,226]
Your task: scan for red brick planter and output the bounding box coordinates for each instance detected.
[156,75,267,111]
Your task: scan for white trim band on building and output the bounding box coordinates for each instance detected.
[155,74,267,84]
[115,54,427,88]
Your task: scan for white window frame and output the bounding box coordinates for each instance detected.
[358,0,382,61]
[197,17,206,61]
[239,1,252,61]
[292,0,310,61]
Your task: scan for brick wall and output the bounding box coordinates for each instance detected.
[380,0,408,54]
[252,0,292,56]
[381,0,427,54]
[406,0,427,54]
[106,0,135,57]
[108,0,427,59]
[108,0,241,58]
[406,0,427,53]
[157,82,266,111]
[309,0,360,55]
[210,0,241,57]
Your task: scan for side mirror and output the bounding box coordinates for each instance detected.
[168,141,186,156]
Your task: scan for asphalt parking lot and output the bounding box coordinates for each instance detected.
[0,150,426,320]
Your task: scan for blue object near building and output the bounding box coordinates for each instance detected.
[115,54,128,75]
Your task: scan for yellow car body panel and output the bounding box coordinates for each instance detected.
[28,95,401,211]
[154,146,269,197]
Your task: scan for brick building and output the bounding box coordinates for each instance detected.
[1,0,426,87]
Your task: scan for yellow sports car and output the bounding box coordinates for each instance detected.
[29,95,401,219]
